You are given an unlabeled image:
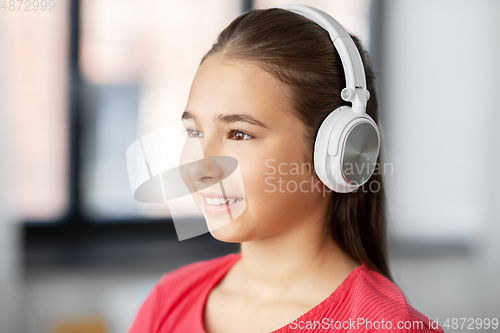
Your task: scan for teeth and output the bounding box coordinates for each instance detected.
[205,197,242,205]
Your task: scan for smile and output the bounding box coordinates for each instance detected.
[199,192,246,216]
[204,197,243,205]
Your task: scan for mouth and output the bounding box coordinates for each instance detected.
[204,197,243,205]
[198,192,245,216]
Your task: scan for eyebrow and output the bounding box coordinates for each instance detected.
[181,110,270,129]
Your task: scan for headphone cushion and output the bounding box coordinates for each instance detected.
[314,106,380,193]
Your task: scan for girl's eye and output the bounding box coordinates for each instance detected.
[185,129,203,138]
[228,129,254,141]
[183,128,254,140]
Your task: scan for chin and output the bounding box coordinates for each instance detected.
[200,197,249,241]
[206,216,253,243]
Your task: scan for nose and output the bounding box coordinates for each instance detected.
[188,138,238,191]
[189,156,223,187]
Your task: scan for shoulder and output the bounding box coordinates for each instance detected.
[345,264,444,332]
[127,253,240,333]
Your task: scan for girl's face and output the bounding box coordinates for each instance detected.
[182,55,330,242]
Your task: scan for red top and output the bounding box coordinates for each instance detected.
[127,253,444,333]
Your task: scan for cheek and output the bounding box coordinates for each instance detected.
[238,147,316,210]
[236,153,266,197]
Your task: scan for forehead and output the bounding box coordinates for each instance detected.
[186,56,293,123]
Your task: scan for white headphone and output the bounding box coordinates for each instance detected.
[273,4,380,193]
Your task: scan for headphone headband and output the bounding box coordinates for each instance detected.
[272,4,370,114]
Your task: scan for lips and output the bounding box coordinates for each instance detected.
[198,192,245,216]
[205,197,243,205]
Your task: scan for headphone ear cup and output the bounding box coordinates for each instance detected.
[314,106,380,193]
[313,106,350,191]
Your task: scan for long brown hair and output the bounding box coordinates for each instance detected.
[200,8,392,281]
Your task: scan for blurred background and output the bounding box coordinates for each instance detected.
[0,0,499,332]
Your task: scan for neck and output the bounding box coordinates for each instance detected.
[233,207,360,301]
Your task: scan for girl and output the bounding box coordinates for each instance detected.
[128,6,444,333]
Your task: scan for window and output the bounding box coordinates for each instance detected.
[79,0,242,221]
[0,0,69,222]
